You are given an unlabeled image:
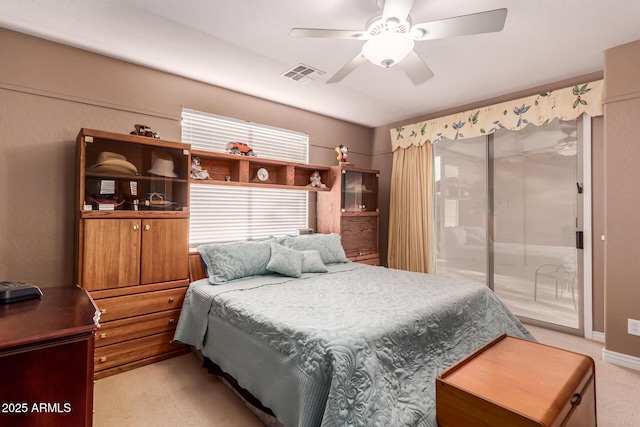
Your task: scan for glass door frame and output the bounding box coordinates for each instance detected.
[516,114,592,337]
[579,114,593,339]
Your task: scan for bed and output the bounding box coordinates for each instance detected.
[173,234,534,427]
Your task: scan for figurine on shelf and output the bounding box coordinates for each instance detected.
[335,145,349,165]
[226,141,257,157]
[307,170,327,188]
[190,156,211,180]
[130,124,160,139]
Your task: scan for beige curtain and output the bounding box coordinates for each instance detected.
[387,144,433,273]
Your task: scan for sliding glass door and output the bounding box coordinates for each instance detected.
[435,119,581,329]
[435,136,488,284]
[492,120,579,328]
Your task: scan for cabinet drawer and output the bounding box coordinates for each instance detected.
[94,287,186,322]
[94,331,183,372]
[341,216,378,257]
[96,308,182,347]
[349,253,380,265]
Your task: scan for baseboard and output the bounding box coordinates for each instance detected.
[602,348,640,371]
[591,331,605,343]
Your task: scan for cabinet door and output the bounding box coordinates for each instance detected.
[82,219,141,290]
[80,131,190,212]
[340,216,378,257]
[341,170,378,212]
[140,219,189,285]
[0,336,94,427]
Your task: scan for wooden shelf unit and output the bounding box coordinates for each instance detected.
[74,128,190,379]
[190,150,331,191]
[318,165,380,265]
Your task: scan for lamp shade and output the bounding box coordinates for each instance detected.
[362,31,415,68]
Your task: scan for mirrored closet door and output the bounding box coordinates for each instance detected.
[435,118,586,331]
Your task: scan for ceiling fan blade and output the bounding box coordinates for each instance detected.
[289,28,367,40]
[397,50,434,85]
[327,53,369,84]
[412,8,507,41]
[382,0,416,23]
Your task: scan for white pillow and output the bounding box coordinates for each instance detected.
[301,250,328,273]
[198,239,273,284]
[281,233,349,264]
[267,242,304,277]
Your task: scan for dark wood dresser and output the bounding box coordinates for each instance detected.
[0,286,99,427]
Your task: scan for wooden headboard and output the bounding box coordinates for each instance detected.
[188,251,207,282]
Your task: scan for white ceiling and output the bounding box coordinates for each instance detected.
[1,0,639,128]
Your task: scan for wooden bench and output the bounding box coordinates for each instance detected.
[436,334,596,426]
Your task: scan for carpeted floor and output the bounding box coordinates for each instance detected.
[93,324,640,426]
[93,352,263,427]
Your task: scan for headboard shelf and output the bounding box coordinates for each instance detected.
[190,150,330,191]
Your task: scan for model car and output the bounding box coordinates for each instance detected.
[226,141,256,156]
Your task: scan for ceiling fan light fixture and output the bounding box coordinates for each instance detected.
[362,31,415,68]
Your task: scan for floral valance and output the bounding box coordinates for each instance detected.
[390,79,603,151]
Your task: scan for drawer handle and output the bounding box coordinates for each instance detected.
[99,333,107,339]
[99,356,107,363]
[100,308,107,314]
[169,318,175,324]
[144,224,150,231]
[133,224,139,231]
[570,393,582,407]
[168,297,175,303]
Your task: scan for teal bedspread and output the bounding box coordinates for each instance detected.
[174,263,534,427]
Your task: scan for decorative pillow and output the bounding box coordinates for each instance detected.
[267,242,304,277]
[197,239,273,284]
[301,250,328,273]
[281,233,349,264]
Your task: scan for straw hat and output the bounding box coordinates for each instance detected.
[147,150,177,178]
[87,152,138,175]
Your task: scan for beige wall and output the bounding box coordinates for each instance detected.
[0,28,373,288]
[603,39,640,358]
[372,72,607,335]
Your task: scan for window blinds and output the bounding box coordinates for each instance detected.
[182,109,309,246]
[189,185,308,246]
[182,108,308,163]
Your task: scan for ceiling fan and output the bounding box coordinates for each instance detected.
[289,0,507,85]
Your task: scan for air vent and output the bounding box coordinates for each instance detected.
[281,64,326,84]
